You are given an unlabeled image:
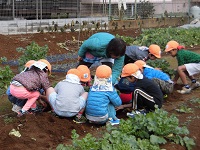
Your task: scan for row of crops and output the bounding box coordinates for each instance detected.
[0,27,199,149]
[56,27,200,150]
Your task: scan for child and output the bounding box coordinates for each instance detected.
[46,68,88,123]
[134,60,174,95]
[9,59,51,117]
[115,64,163,113]
[165,40,200,94]
[124,44,161,65]
[77,32,126,84]
[7,60,36,113]
[85,65,122,125]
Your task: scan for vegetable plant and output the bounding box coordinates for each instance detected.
[116,27,200,50]
[146,59,175,77]
[16,42,48,72]
[56,107,195,150]
[0,65,14,95]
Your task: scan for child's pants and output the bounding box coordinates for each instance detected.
[10,84,40,111]
[133,88,162,111]
[152,78,174,94]
[108,103,118,120]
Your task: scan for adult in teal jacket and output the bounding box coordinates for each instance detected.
[77,32,126,84]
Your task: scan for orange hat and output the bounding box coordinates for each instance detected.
[121,63,143,79]
[38,59,52,74]
[134,60,146,70]
[77,65,91,82]
[67,68,81,79]
[24,60,36,68]
[96,65,112,78]
[165,40,179,52]
[149,44,161,58]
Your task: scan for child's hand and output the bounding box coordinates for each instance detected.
[154,67,162,70]
[115,105,124,111]
[78,56,83,61]
[173,80,177,85]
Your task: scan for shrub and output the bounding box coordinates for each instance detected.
[0,65,14,94]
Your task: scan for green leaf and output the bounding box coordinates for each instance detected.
[150,135,167,144]
[183,136,195,150]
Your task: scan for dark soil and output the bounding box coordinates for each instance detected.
[0,29,199,150]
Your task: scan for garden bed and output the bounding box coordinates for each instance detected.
[0,29,199,150]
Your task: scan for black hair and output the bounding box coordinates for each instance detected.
[106,38,126,58]
[29,66,48,73]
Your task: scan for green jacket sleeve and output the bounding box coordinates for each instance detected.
[112,55,124,84]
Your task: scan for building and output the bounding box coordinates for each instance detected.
[0,0,199,20]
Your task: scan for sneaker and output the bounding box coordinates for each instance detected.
[73,115,87,123]
[127,109,147,118]
[127,112,135,118]
[177,87,191,94]
[12,105,22,113]
[30,106,43,113]
[190,82,200,90]
[17,110,30,117]
[109,119,120,125]
[136,109,147,115]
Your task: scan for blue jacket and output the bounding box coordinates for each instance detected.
[143,67,170,81]
[86,88,122,117]
[78,32,124,84]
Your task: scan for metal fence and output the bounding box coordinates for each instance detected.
[0,0,196,20]
[0,0,198,34]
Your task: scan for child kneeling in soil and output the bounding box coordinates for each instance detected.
[115,64,163,114]
[7,60,36,113]
[46,68,89,123]
[10,59,52,117]
[134,60,174,95]
[7,60,48,113]
[85,65,122,125]
[165,40,200,94]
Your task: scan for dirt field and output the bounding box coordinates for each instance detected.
[0,29,199,150]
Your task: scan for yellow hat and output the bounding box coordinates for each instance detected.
[121,63,143,79]
[67,68,81,79]
[96,65,112,78]
[165,40,179,52]
[38,59,52,74]
[77,65,91,82]
[24,60,36,68]
[134,60,146,70]
[149,44,161,58]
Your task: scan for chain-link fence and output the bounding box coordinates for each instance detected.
[1,0,197,20]
[0,0,199,34]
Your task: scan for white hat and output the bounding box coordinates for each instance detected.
[31,61,47,70]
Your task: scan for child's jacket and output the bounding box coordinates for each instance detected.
[12,69,50,91]
[143,67,171,82]
[125,45,149,62]
[176,49,200,66]
[54,80,85,112]
[86,88,122,117]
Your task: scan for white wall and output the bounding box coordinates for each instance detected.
[0,17,109,35]
[81,0,172,3]
[153,0,189,15]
